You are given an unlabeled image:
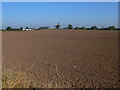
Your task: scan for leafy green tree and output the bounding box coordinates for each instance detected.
[90,26,97,30]
[74,27,80,30]
[107,26,116,30]
[55,23,61,29]
[67,24,73,29]
[6,27,12,31]
[63,27,67,29]
[26,27,29,29]
[20,27,23,30]
[81,27,86,30]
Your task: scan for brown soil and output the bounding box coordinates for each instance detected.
[2,30,120,88]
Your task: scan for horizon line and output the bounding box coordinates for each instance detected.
[2,25,118,29]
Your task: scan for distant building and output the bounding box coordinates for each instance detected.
[23,28,35,31]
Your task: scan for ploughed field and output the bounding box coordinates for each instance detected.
[2,30,119,88]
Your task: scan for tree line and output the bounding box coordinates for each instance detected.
[3,23,120,31]
[55,23,120,30]
[5,26,24,31]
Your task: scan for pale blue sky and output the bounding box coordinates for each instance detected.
[2,2,118,29]
[0,2,2,29]
[2,0,120,2]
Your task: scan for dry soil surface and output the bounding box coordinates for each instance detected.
[2,30,120,88]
